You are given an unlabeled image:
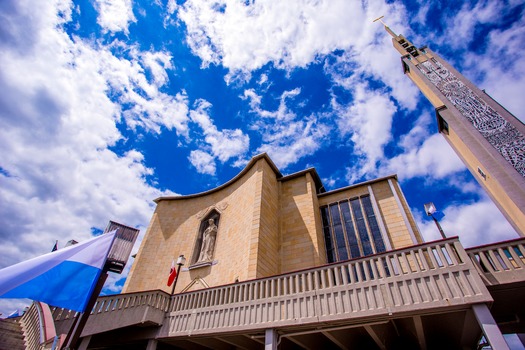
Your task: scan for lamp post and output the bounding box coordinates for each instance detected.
[168,255,186,311]
[170,255,186,295]
[424,202,446,239]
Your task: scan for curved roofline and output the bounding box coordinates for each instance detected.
[154,155,396,203]
[154,153,283,203]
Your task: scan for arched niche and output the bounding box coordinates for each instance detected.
[190,209,220,265]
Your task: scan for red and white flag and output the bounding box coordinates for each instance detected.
[167,259,177,287]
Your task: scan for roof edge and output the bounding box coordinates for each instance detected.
[153,153,282,203]
[318,174,398,198]
[278,168,325,194]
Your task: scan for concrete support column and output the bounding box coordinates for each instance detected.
[265,328,278,350]
[77,336,91,350]
[517,334,525,347]
[472,304,509,350]
[146,339,158,350]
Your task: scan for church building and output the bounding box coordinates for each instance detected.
[43,153,523,350]
[124,153,422,295]
[5,28,525,350]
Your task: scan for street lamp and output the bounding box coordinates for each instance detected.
[424,202,446,239]
[167,255,186,313]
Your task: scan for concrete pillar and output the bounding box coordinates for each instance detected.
[472,304,509,350]
[77,336,91,350]
[265,329,278,350]
[146,339,158,350]
[517,334,525,347]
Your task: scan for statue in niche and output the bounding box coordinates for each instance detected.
[197,218,218,263]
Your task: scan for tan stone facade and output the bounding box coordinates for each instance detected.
[123,154,422,294]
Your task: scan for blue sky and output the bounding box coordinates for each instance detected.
[1,0,524,315]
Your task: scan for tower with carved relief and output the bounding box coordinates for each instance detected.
[380,21,525,236]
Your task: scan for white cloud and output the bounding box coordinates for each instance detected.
[176,0,421,110]
[188,99,249,174]
[336,106,464,187]
[387,133,466,180]
[337,86,396,158]
[96,45,190,135]
[258,73,269,86]
[95,0,137,34]
[413,0,525,123]
[176,0,418,107]
[174,0,423,176]
[167,0,177,14]
[141,51,173,86]
[243,88,330,169]
[0,0,185,314]
[467,15,525,122]
[415,195,518,247]
[325,39,419,111]
[397,111,432,150]
[188,150,216,175]
[177,0,396,71]
[330,84,397,181]
[442,0,505,50]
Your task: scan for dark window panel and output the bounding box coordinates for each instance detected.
[320,206,335,263]
[361,196,386,253]
[340,200,361,258]
[329,204,348,261]
[351,198,373,256]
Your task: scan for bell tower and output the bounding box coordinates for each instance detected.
[375,17,525,236]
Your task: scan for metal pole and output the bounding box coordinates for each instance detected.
[62,272,108,350]
[168,263,183,312]
[432,215,446,239]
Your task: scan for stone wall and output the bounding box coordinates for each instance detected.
[279,172,325,273]
[123,159,260,294]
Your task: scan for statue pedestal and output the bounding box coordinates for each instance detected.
[185,260,217,271]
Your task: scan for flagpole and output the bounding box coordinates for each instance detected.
[424,202,446,239]
[168,255,186,312]
[62,230,119,350]
[62,271,108,350]
[170,263,182,296]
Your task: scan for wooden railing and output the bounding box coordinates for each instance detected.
[159,238,492,337]
[92,289,170,315]
[47,238,525,339]
[52,290,170,336]
[466,237,525,286]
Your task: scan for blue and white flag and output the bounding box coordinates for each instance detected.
[0,231,117,312]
